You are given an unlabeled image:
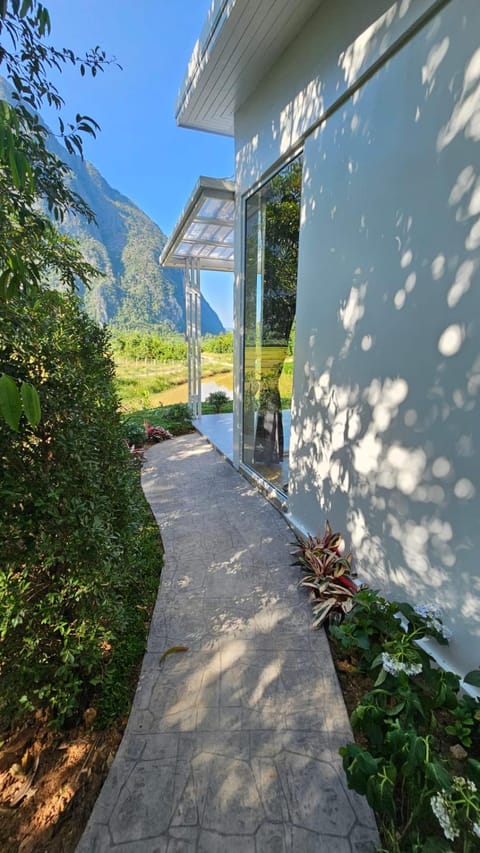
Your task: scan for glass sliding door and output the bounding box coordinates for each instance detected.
[242,155,302,493]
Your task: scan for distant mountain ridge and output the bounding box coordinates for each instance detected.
[49,139,224,335]
[0,77,224,335]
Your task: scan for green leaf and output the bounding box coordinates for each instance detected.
[340,743,380,795]
[425,759,451,790]
[366,763,396,816]
[385,701,405,717]
[21,382,41,427]
[467,758,480,787]
[464,669,480,688]
[0,374,22,431]
[374,667,387,687]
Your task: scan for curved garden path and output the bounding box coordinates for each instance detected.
[77,433,378,852]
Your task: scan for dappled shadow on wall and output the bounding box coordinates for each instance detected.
[289,3,480,672]
[235,0,425,191]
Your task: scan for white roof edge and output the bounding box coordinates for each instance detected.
[175,0,234,130]
[174,0,323,135]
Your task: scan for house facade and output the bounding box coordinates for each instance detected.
[163,0,480,678]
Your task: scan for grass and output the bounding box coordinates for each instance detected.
[115,349,295,430]
[115,353,233,412]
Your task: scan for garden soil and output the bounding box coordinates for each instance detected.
[0,715,124,852]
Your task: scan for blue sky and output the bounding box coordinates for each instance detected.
[44,0,234,327]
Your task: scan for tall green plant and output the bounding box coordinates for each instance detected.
[0,290,160,725]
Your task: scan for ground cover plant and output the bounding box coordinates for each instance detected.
[121,402,194,448]
[295,523,480,851]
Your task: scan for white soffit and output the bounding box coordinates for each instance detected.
[160,176,235,272]
[176,0,322,136]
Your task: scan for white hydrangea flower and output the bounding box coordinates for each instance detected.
[452,776,477,794]
[473,821,480,838]
[381,652,422,677]
[414,603,452,639]
[431,792,460,842]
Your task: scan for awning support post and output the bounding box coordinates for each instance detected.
[185,257,202,418]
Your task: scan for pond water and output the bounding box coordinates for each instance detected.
[157,372,233,406]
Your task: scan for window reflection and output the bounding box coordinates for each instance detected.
[242,156,302,492]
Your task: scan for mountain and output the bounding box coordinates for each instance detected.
[0,78,224,334]
[47,137,224,335]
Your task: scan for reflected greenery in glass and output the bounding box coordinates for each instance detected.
[243,156,302,487]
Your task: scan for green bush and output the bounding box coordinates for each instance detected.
[158,403,193,434]
[205,390,230,413]
[122,419,146,448]
[0,290,162,726]
[202,332,233,353]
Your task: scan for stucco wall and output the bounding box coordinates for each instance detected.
[234,0,440,193]
[290,0,480,675]
[234,0,480,675]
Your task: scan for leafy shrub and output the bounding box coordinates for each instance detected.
[205,390,230,412]
[202,332,233,353]
[157,403,193,435]
[0,290,161,727]
[144,421,172,442]
[331,589,480,851]
[122,419,146,448]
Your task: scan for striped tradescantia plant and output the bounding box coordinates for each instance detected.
[292,520,359,628]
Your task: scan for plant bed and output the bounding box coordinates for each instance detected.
[0,497,162,852]
[121,403,194,450]
[0,715,124,853]
[326,607,480,851]
[293,522,480,852]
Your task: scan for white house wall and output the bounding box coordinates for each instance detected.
[234,0,441,193]
[233,0,480,675]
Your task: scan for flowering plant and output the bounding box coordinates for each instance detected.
[431,776,480,844]
[333,587,480,851]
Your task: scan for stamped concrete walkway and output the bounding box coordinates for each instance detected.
[78,433,378,852]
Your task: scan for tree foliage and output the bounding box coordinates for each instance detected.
[0,0,116,299]
[0,2,161,727]
[0,0,116,424]
[111,330,187,362]
[202,331,233,353]
[0,292,160,724]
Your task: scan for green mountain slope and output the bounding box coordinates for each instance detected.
[48,137,224,334]
[0,77,224,334]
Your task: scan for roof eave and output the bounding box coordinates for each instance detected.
[160,175,235,273]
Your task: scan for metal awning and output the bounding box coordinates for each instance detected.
[160,176,235,272]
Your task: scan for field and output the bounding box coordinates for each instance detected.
[114,352,233,412]
[114,343,294,418]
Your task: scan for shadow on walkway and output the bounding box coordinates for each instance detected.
[77,434,378,852]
